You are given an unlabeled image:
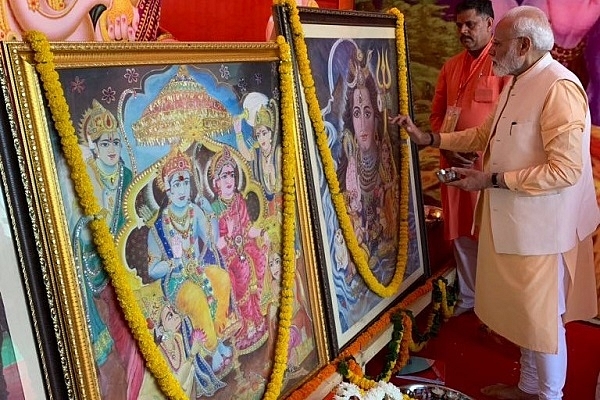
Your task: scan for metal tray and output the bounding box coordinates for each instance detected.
[399,383,475,400]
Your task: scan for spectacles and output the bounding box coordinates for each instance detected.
[491,36,523,47]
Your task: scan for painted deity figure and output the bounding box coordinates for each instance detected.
[72,99,143,399]
[147,148,233,375]
[210,147,270,354]
[338,48,387,255]
[153,303,226,397]
[265,248,315,377]
[235,92,282,215]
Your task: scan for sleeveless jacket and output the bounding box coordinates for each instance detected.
[486,54,599,255]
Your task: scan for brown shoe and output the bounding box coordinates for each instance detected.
[481,384,538,399]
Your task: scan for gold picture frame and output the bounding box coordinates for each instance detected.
[0,39,328,398]
[0,143,54,398]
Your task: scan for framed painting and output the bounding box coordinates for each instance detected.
[0,191,48,400]
[0,80,69,398]
[0,161,54,398]
[0,38,328,398]
[275,4,430,354]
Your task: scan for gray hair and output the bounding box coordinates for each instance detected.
[503,6,554,51]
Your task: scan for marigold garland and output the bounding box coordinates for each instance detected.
[25,31,297,400]
[263,35,297,400]
[274,0,411,298]
[287,270,457,399]
[336,278,456,391]
[25,30,186,399]
[373,312,407,381]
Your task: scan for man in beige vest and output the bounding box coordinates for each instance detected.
[392,5,599,400]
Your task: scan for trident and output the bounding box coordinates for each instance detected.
[376,49,392,135]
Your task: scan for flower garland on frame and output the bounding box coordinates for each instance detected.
[23,30,185,399]
[336,278,455,392]
[25,31,297,400]
[274,0,411,298]
[263,35,297,400]
[287,274,456,399]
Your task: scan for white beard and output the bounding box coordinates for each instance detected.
[492,45,524,77]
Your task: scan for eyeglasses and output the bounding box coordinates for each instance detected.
[491,36,523,47]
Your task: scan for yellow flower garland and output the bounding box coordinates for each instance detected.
[25,30,186,399]
[25,31,296,400]
[275,0,411,298]
[264,35,297,400]
[286,268,455,399]
[337,279,455,392]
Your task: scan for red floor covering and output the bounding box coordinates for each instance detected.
[365,311,600,399]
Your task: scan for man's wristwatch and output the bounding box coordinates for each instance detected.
[491,172,500,188]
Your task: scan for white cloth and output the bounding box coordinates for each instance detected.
[453,236,478,309]
[518,255,568,400]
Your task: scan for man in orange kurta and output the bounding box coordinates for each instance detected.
[430,0,508,315]
[392,6,599,399]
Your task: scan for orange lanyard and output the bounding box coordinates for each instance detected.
[455,39,493,105]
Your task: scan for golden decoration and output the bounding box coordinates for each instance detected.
[25,30,298,400]
[79,99,119,144]
[132,65,233,146]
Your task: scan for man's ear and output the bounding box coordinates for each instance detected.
[518,36,532,55]
[486,16,494,31]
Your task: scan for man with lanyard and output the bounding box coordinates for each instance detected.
[430,0,510,316]
[392,5,599,397]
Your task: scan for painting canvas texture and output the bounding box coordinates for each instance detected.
[0,41,326,399]
[278,7,428,353]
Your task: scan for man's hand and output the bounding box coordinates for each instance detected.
[441,150,478,168]
[445,167,490,191]
[389,114,432,146]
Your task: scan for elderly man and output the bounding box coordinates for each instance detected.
[430,0,510,316]
[391,5,599,399]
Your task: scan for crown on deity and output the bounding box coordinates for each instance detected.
[209,147,236,180]
[132,66,233,146]
[159,148,193,192]
[254,103,275,132]
[140,291,169,330]
[78,99,118,148]
[347,48,371,90]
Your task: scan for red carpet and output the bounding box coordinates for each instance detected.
[366,312,600,399]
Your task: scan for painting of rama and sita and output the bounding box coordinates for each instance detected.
[56,61,319,398]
